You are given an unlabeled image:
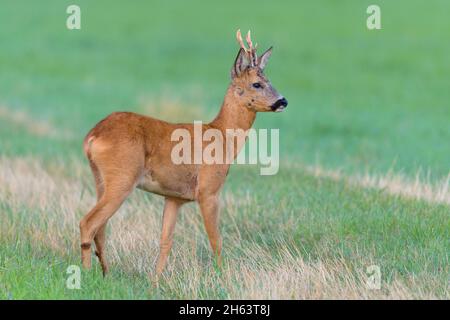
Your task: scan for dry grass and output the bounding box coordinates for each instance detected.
[298,163,450,206]
[0,106,72,139]
[0,157,446,299]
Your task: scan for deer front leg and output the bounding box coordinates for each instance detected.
[155,197,183,276]
[198,195,222,266]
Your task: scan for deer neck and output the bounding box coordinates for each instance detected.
[209,86,256,133]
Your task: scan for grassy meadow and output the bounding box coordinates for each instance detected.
[0,0,449,299]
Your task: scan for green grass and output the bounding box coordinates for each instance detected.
[1,164,448,299]
[0,0,449,299]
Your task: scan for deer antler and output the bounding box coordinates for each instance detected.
[245,31,254,51]
[236,29,247,52]
[236,29,258,67]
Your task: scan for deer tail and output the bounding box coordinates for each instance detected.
[83,133,95,161]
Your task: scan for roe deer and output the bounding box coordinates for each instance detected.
[80,30,288,276]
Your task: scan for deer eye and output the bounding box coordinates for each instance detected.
[252,82,262,89]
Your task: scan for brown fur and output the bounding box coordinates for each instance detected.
[79,36,286,277]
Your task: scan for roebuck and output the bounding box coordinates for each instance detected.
[80,30,288,276]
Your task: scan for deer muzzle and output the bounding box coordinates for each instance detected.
[271,97,288,112]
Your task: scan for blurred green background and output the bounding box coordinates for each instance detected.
[1,0,449,179]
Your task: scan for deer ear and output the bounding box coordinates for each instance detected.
[231,48,251,79]
[257,46,273,70]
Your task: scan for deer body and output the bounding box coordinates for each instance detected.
[80,30,287,276]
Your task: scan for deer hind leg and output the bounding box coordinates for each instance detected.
[198,195,222,266]
[154,197,184,276]
[94,224,108,275]
[88,160,109,275]
[80,161,141,271]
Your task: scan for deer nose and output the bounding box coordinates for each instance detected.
[278,97,288,107]
[271,97,288,111]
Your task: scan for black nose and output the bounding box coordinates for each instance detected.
[271,97,288,110]
[279,97,288,107]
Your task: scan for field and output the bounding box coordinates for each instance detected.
[0,0,449,299]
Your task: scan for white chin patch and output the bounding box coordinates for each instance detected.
[275,106,285,112]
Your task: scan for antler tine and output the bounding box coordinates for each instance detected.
[246,30,253,51]
[236,29,249,52]
[246,30,258,66]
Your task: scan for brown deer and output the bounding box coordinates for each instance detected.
[80,30,288,276]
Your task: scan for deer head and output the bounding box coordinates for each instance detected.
[230,29,288,112]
